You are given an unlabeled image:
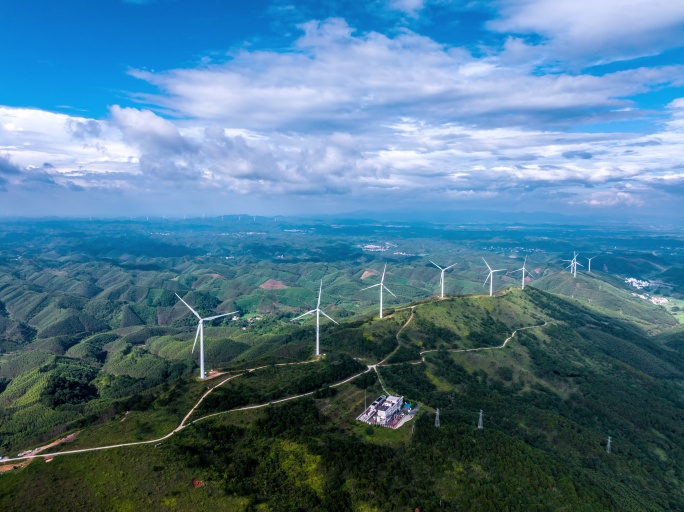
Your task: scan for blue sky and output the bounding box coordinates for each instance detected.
[2,0,684,218]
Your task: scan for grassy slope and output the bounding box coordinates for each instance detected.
[531,271,677,333]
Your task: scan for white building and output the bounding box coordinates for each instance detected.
[375,395,403,424]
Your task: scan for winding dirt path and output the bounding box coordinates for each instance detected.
[3,314,552,465]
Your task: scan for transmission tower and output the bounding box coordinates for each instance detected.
[477,409,483,429]
[435,408,440,428]
[606,436,612,454]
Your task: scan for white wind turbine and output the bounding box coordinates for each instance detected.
[513,256,529,289]
[586,255,598,273]
[291,280,338,357]
[482,257,506,297]
[430,260,457,298]
[175,293,237,380]
[562,252,583,278]
[362,264,396,319]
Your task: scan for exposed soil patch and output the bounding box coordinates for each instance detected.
[192,479,205,488]
[0,431,80,473]
[207,273,226,280]
[0,461,29,473]
[259,279,289,290]
[361,270,378,280]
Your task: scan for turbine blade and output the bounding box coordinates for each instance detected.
[575,261,584,267]
[204,311,237,321]
[381,264,387,283]
[444,263,457,270]
[317,280,322,308]
[482,257,492,271]
[292,310,316,321]
[175,293,202,320]
[484,273,491,285]
[383,284,397,298]
[361,283,381,291]
[320,310,339,325]
[429,260,444,271]
[191,323,201,353]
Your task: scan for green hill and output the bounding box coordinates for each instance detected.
[531,271,677,333]
[1,287,682,511]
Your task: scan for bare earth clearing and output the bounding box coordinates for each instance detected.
[259,279,289,289]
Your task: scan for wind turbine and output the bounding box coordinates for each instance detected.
[429,260,457,298]
[175,293,237,380]
[482,257,506,296]
[362,264,396,319]
[292,280,338,357]
[513,256,528,289]
[586,255,598,273]
[562,252,582,278]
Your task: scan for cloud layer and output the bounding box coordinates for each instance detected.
[2,4,684,217]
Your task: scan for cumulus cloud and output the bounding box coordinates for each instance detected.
[489,0,684,64]
[3,16,684,216]
[129,19,684,132]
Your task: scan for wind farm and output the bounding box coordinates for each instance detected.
[0,216,682,512]
[3,0,684,507]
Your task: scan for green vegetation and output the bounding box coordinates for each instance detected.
[1,218,684,510]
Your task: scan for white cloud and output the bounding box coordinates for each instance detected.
[3,18,684,217]
[489,0,684,64]
[387,0,426,16]
[129,19,684,132]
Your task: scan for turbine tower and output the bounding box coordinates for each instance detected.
[362,264,396,319]
[175,293,237,380]
[514,256,528,290]
[586,255,597,273]
[291,280,338,357]
[606,436,612,454]
[482,258,506,297]
[430,260,457,298]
